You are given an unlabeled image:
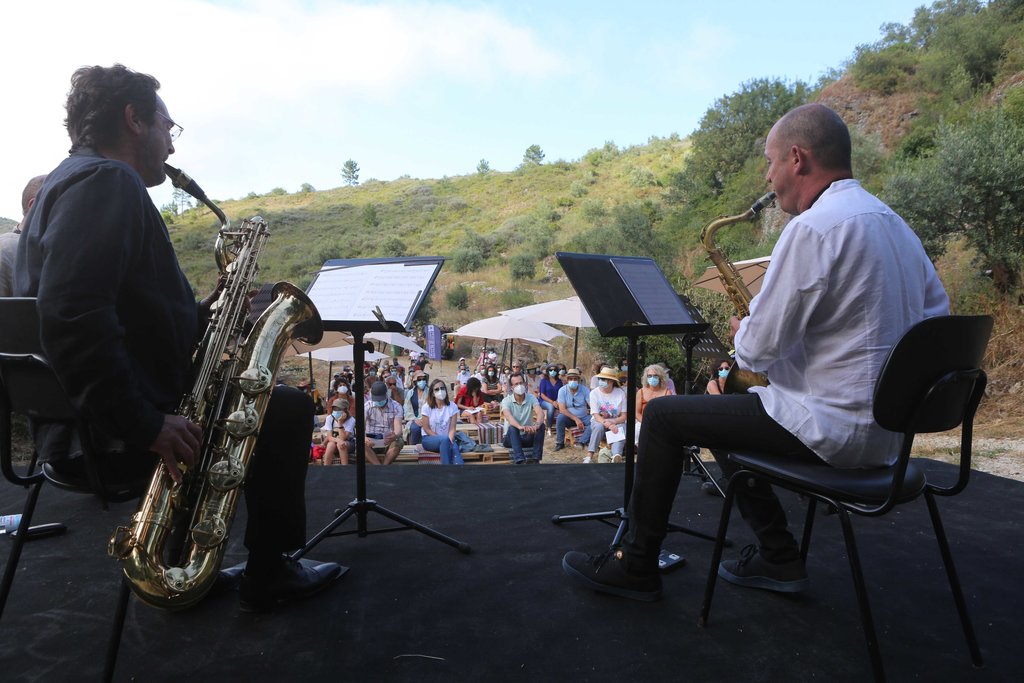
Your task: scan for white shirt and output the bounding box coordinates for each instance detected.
[590,386,626,419]
[421,401,459,436]
[735,180,949,467]
[322,414,355,436]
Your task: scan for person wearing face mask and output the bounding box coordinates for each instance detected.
[419,380,464,465]
[456,361,471,387]
[481,363,504,404]
[364,381,404,465]
[706,359,734,395]
[403,370,430,445]
[554,368,591,451]
[585,366,627,464]
[537,364,564,434]
[500,373,546,464]
[636,364,673,426]
[321,399,355,466]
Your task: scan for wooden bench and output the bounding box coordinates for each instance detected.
[396,444,512,464]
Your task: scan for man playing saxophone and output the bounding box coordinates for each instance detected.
[563,103,949,600]
[15,64,341,612]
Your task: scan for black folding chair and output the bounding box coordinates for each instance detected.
[0,297,135,681]
[699,315,992,682]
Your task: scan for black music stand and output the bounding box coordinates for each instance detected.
[550,253,719,556]
[673,294,733,494]
[292,257,470,559]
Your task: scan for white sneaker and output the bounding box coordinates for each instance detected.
[612,454,623,463]
[582,455,592,464]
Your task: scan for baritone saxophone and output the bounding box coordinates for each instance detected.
[107,163,323,610]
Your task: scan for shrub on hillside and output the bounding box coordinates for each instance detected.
[451,248,483,273]
[446,284,469,310]
[509,254,536,281]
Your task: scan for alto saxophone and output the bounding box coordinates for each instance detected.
[107,164,323,610]
[699,191,775,393]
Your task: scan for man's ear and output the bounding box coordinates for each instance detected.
[123,103,145,136]
[792,144,812,176]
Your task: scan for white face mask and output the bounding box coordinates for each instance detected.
[434,389,447,400]
[597,379,609,389]
[513,384,526,396]
[339,386,348,394]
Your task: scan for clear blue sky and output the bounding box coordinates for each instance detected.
[1,0,928,220]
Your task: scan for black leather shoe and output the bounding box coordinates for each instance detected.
[553,443,565,452]
[239,557,344,613]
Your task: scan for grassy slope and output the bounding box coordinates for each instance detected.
[168,137,690,312]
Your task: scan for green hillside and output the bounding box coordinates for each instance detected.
[168,135,692,331]
[164,0,1024,433]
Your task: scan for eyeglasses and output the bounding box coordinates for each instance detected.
[156,111,183,142]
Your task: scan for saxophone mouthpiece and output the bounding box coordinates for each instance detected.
[751,192,776,214]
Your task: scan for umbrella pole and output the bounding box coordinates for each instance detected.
[572,327,579,368]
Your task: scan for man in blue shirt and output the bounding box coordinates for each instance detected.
[554,368,591,451]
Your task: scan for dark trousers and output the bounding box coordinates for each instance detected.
[244,385,311,561]
[623,393,821,572]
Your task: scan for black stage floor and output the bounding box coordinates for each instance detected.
[1,460,1020,682]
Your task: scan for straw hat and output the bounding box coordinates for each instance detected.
[565,367,582,378]
[594,366,621,385]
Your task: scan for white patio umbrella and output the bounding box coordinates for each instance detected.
[289,330,352,357]
[309,346,388,363]
[694,256,771,298]
[365,331,427,355]
[453,315,566,342]
[454,315,566,369]
[499,296,594,367]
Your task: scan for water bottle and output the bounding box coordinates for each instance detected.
[0,514,22,535]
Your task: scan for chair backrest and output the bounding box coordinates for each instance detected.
[873,315,992,434]
[0,298,77,422]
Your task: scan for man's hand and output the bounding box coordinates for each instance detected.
[198,276,228,321]
[384,433,396,445]
[149,415,202,485]
[729,315,742,341]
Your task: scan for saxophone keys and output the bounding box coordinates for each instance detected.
[236,365,272,395]
[190,515,228,550]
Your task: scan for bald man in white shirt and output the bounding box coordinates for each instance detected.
[563,103,949,602]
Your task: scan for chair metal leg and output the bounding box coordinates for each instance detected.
[924,491,983,667]
[835,508,886,682]
[800,498,817,563]
[102,577,131,683]
[698,473,743,628]
[0,478,43,621]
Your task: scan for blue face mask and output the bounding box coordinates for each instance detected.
[417,380,427,390]
[647,376,660,387]
[567,380,579,390]
[597,379,608,389]
[718,369,730,378]
[549,370,558,377]
[332,410,343,419]
[373,399,387,407]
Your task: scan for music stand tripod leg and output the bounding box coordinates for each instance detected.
[296,329,471,559]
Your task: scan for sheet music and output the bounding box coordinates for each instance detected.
[307,262,439,327]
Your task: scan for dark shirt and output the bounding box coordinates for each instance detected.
[538,376,562,402]
[15,150,199,451]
